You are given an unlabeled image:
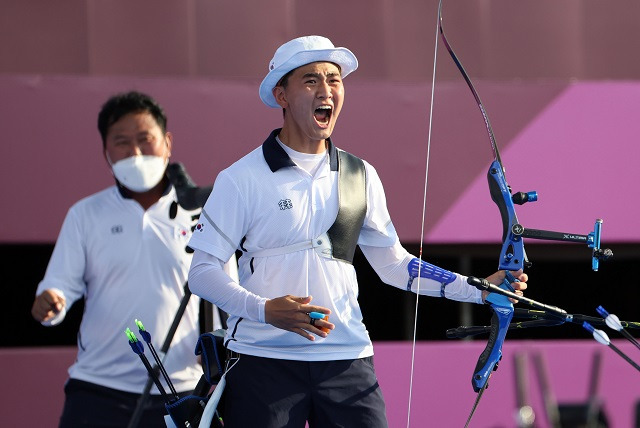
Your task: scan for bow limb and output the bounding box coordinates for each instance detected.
[472,285,514,392]
[463,279,515,427]
[439,0,529,273]
[438,0,500,162]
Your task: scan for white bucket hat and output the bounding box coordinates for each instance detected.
[259,35,358,108]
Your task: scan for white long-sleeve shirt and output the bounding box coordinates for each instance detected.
[188,131,481,361]
[37,185,202,394]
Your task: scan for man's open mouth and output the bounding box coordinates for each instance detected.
[314,105,332,125]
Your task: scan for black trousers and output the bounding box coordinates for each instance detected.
[59,379,170,428]
[223,354,388,428]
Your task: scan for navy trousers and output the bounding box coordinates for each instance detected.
[59,379,171,428]
[222,354,388,428]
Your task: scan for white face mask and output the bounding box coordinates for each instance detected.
[110,155,168,193]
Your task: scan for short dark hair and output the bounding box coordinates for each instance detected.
[97,91,167,148]
[276,71,295,117]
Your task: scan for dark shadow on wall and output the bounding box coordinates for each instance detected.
[3,242,638,347]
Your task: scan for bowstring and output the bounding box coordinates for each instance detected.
[406,1,442,427]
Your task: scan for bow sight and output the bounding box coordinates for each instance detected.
[488,159,613,273]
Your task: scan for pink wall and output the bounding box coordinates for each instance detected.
[3,1,640,245]
[1,347,75,427]
[3,341,639,427]
[3,1,640,80]
[2,76,639,245]
[2,3,639,426]
[376,341,640,428]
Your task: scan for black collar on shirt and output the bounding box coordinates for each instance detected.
[262,128,339,173]
[115,176,172,200]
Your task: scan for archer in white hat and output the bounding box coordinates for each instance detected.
[259,35,358,154]
[187,35,528,427]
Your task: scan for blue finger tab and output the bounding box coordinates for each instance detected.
[309,312,326,320]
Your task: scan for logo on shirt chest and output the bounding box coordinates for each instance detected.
[111,225,123,234]
[278,199,293,210]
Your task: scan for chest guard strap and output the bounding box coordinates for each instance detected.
[243,149,367,264]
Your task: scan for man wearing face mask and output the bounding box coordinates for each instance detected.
[31,91,209,427]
